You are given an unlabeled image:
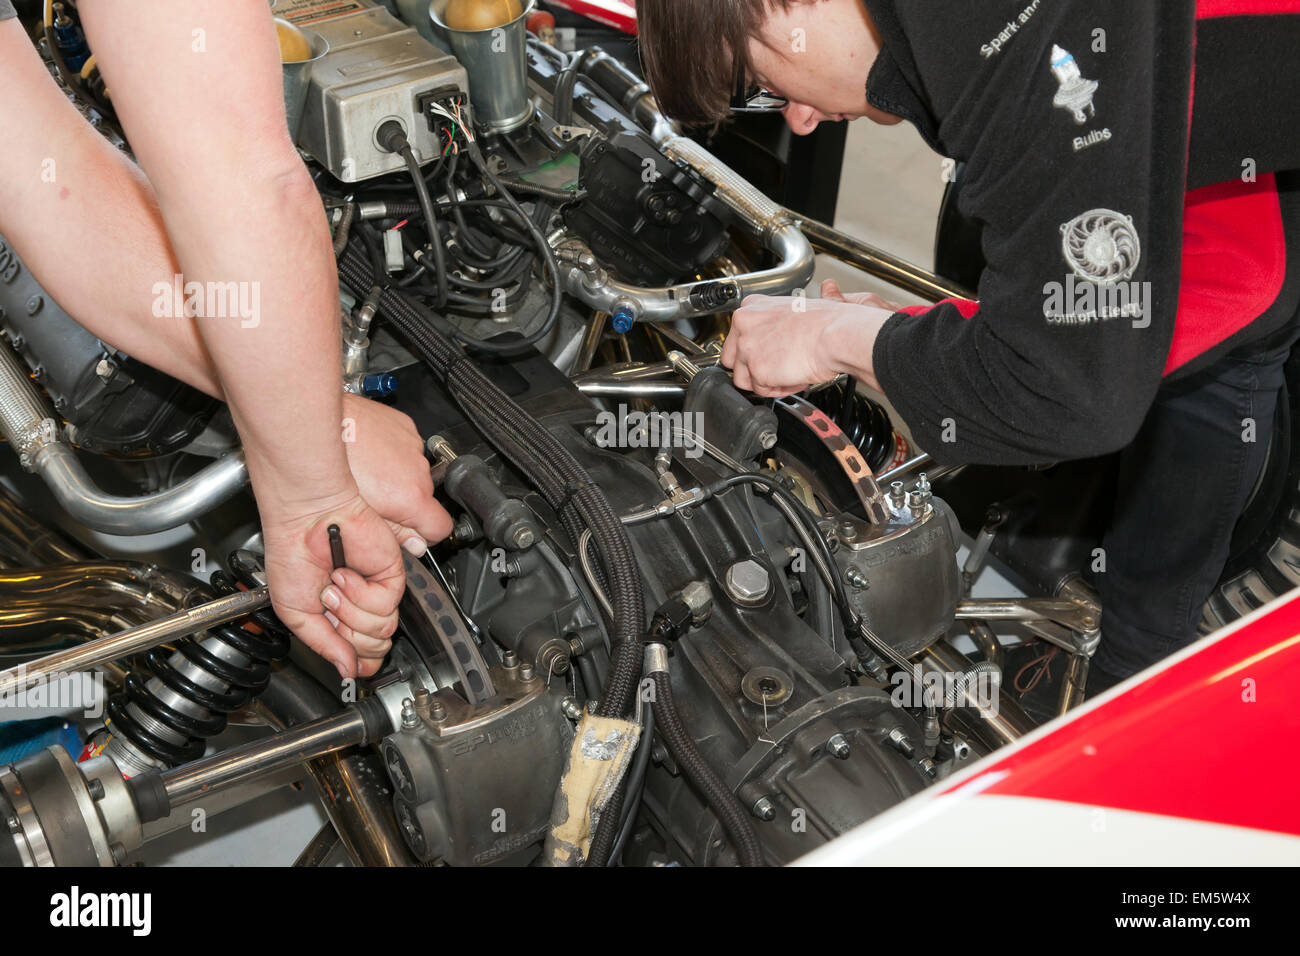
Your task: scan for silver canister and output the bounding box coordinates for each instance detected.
[432,0,536,133]
[396,0,447,45]
[282,27,329,142]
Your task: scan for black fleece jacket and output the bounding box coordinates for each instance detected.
[863,0,1300,466]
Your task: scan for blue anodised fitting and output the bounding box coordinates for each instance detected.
[53,8,91,73]
[611,308,636,335]
[361,373,398,399]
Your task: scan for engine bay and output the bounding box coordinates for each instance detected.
[0,0,1114,868]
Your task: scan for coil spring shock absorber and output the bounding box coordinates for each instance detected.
[101,551,291,774]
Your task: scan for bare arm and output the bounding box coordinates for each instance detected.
[77,0,349,508]
[0,16,222,398]
[0,16,450,567]
[68,0,404,677]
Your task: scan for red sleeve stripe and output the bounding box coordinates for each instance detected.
[1197,0,1300,18]
[897,297,981,319]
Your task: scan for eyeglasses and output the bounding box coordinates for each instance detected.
[730,70,789,113]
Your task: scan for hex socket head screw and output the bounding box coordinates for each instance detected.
[751,796,776,821]
[826,733,851,759]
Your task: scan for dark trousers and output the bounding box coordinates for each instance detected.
[1094,323,1300,680]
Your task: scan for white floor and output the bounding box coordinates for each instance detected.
[812,119,948,309]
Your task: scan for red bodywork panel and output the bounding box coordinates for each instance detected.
[943,589,1300,836]
[544,0,637,34]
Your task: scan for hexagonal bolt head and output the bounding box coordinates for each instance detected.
[751,796,776,821]
[451,515,479,543]
[758,428,778,450]
[725,560,771,607]
[826,733,851,760]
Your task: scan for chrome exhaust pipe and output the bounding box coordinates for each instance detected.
[0,342,249,535]
[537,45,816,325]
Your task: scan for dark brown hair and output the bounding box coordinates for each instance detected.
[637,0,801,127]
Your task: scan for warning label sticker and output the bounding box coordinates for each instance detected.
[275,0,367,26]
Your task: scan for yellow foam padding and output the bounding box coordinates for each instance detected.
[541,711,641,866]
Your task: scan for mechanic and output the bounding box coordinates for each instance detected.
[0,2,452,679]
[638,0,1300,690]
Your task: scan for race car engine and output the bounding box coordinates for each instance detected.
[0,0,1095,869]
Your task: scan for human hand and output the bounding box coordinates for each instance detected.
[259,491,407,679]
[819,278,905,312]
[721,280,895,397]
[341,393,454,554]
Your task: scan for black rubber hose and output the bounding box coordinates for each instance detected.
[444,150,497,261]
[403,230,532,293]
[554,48,595,127]
[463,142,563,343]
[400,143,449,310]
[576,652,602,700]
[712,472,860,640]
[650,670,764,867]
[356,221,388,283]
[609,704,654,864]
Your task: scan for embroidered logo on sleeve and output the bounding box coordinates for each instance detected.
[1046,210,1150,328]
[1060,209,1140,283]
[1050,45,1098,124]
